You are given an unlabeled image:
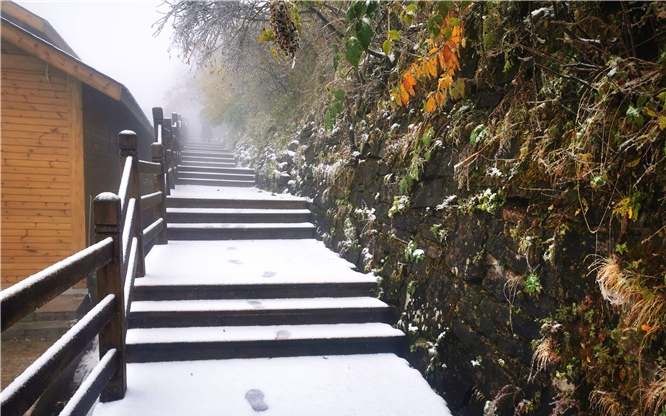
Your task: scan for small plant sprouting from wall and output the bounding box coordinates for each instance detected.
[404,239,425,263]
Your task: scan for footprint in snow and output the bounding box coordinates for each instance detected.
[262,271,276,278]
[275,330,291,340]
[248,300,265,309]
[245,389,268,412]
[228,259,242,265]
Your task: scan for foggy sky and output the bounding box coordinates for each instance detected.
[15,1,196,123]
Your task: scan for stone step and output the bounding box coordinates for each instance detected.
[181,155,236,164]
[177,165,254,174]
[179,160,238,169]
[182,144,229,151]
[167,222,316,240]
[177,171,255,181]
[133,281,376,301]
[125,323,406,362]
[167,196,309,210]
[181,150,236,159]
[129,297,394,328]
[167,208,311,224]
[176,177,256,187]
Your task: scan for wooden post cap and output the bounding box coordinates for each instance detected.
[118,130,138,153]
[151,142,164,158]
[152,107,163,121]
[93,192,120,226]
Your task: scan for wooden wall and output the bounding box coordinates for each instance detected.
[82,85,120,246]
[1,41,85,286]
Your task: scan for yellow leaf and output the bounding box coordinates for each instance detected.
[435,91,445,105]
[426,58,438,77]
[645,107,657,117]
[659,115,666,130]
[425,95,436,112]
[628,207,633,219]
[627,158,641,168]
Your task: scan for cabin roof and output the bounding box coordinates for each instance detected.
[0,1,153,136]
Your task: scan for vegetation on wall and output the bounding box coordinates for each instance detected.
[161,1,666,414]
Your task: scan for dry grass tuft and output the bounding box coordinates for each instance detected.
[529,336,560,382]
[590,390,624,416]
[594,256,633,307]
[644,367,666,415]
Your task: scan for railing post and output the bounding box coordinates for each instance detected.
[118,131,146,277]
[172,113,181,174]
[94,193,126,402]
[151,142,168,244]
[152,107,171,195]
[164,118,175,190]
[152,107,163,145]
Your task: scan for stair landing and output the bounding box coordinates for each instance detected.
[91,354,451,416]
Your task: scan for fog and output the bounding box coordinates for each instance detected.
[15,1,204,129]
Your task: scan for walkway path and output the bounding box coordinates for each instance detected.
[90,143,451,415]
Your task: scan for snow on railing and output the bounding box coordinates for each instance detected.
[0,118,183,415]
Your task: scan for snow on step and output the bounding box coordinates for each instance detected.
[168,222,315,230]
[167,208,311,215]
[169,185,307,200]
[137,240,376,285]
[131,297,387,312]
[90,354,451,416]
[127,323,403,344]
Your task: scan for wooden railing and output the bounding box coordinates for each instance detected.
[0,123,176,415]
[152,107,182,193]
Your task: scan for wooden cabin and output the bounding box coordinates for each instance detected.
[1,1,154,287]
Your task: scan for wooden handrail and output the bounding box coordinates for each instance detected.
[138,160,161,175]
[0,107,183,415]
[59,348,118,416]
[1,295,115,416]
[0,238,114,331]
[143,218,165,247]
[141,191,163,211]
[117,156,132,218]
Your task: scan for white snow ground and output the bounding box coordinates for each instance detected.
[91,354,451,416]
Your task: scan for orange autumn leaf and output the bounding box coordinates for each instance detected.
[403,71,417,95]
[435,91,445,105]
[391,8,465,110]
[424,95,436,112]
[399,84,410,105]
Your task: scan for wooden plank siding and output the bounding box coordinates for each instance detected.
[1,44,85,286]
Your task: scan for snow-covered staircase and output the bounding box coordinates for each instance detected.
[126,240,404,363]
[90,142,450,416]
[168,143,316,239]
[177,143,255,187]
[127,142,404,362]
